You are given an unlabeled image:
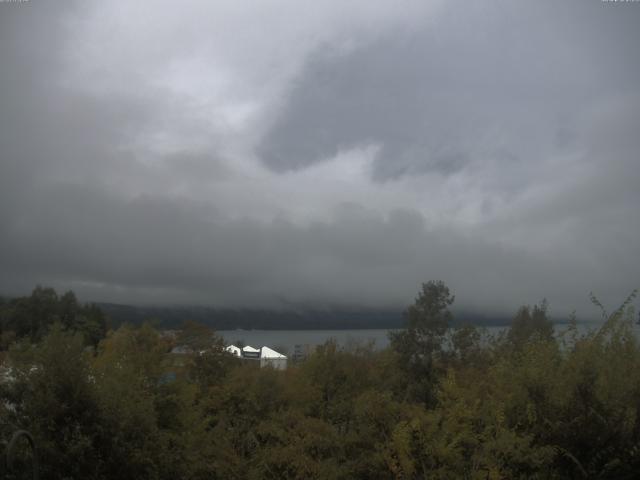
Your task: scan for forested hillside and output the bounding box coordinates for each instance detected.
[0,282,638,479]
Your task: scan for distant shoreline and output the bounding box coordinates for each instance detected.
[97,302,589,331]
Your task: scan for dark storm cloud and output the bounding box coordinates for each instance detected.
[0,181,605,313]
[0,0,639,317]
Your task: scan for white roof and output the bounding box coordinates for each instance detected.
[261,346,286,359]
[242,345,260,353]
[225,345,242,357]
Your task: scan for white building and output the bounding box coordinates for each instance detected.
[260,346,287,370]
[241,345,261,359]
[224,344,287,370]
[225,345,242,357]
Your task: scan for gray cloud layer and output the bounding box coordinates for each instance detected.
[260,1,639,180]
[1,0,639,318]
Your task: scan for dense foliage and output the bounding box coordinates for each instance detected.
[0,283,638,479]
[0,286,107,348]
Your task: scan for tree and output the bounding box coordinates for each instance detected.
[450,323,483,364]
[0,287,108,347]
[507,300,554,348]
[177,320,216,353]
[174,321,235,389]
[91,324,170,479]
[1,324,103,479]
[389,280,455,406]
[75,303,108,347]
[58,290,79,329]
[1,286,59,342]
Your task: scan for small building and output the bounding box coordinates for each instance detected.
[260,346,287,370]
[224,344,287,370]
[225,345,242,357]
[242,345,261,359]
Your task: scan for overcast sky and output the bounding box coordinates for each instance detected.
[1,0,638,318]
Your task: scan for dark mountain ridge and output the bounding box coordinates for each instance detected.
[97,302,514,330]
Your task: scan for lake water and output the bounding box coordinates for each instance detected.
[218,322,605,356]
[218,329,395,355]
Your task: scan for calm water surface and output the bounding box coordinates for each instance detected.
[218,323,604,355]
